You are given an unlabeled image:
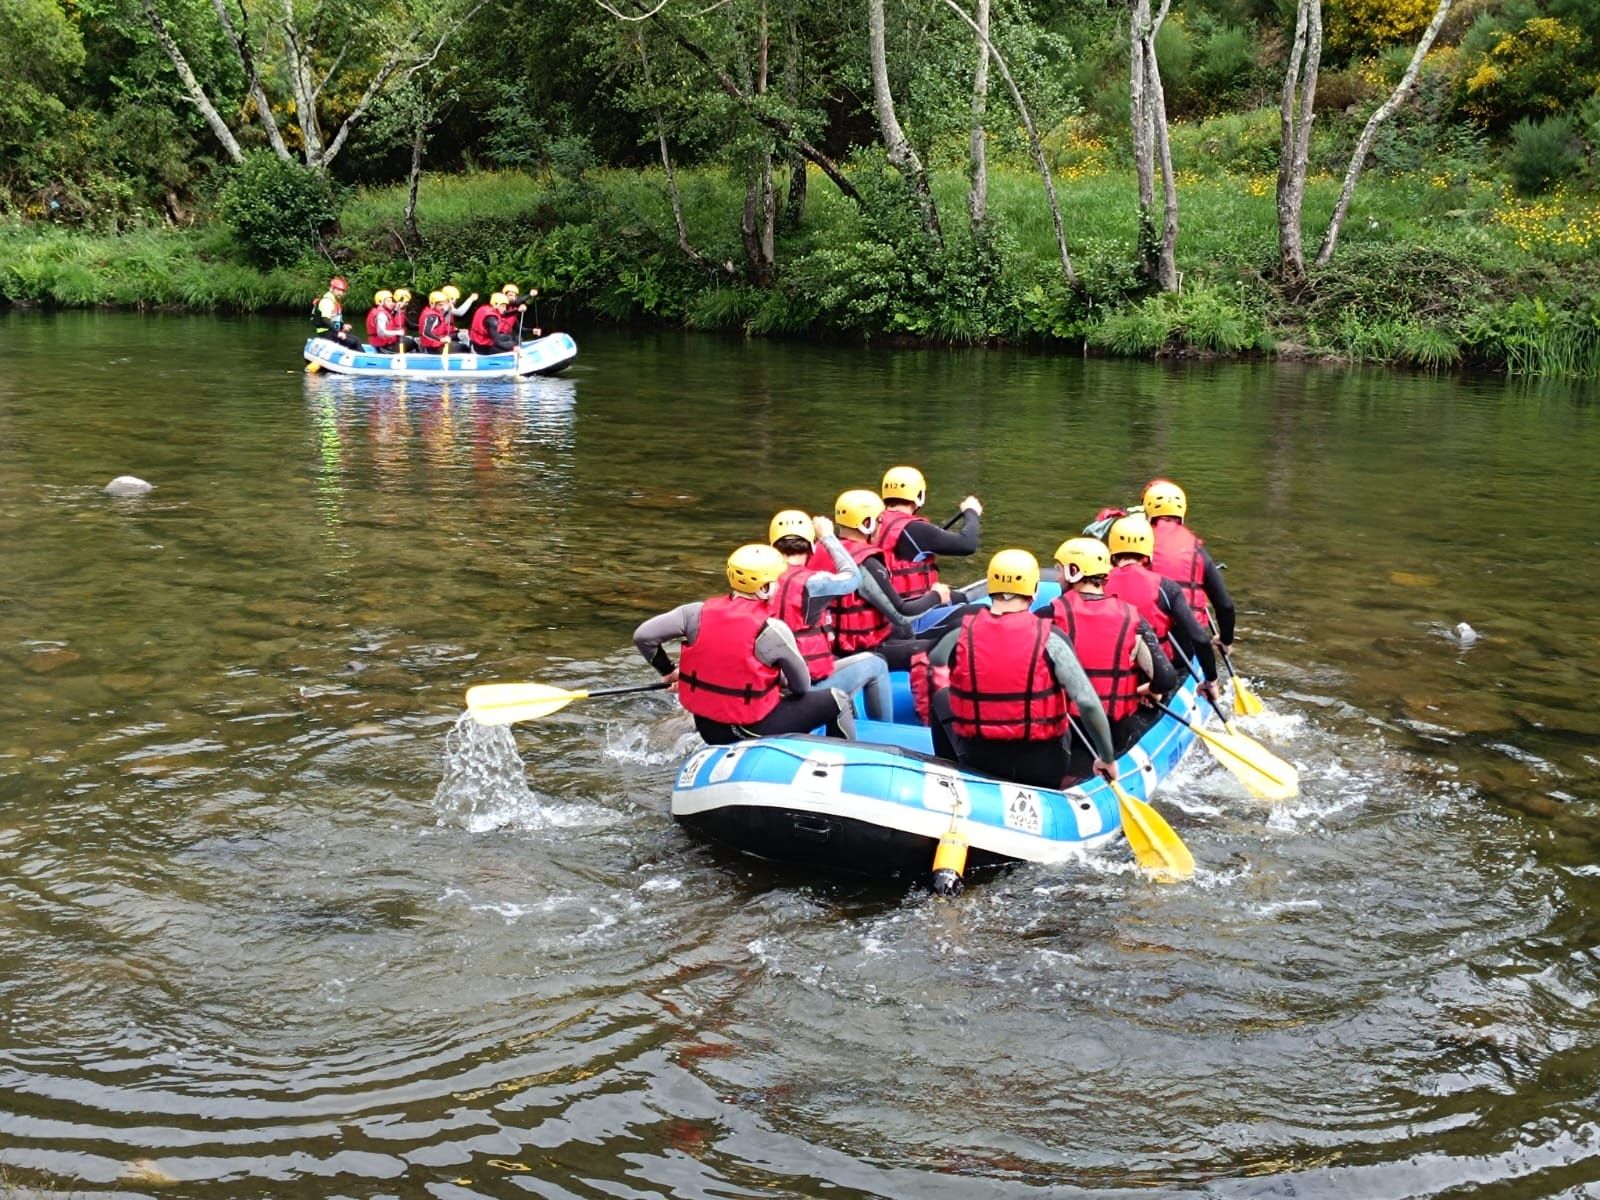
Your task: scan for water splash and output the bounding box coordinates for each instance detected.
[433,712,549,833]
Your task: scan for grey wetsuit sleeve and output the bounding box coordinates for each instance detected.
[1046,630,1114,761]
[803,535,862,601]
[755,618,810,694]
[633,602,703,674]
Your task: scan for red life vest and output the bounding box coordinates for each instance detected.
[1151,518,1208,620]
[1048,591,1142,722]
[830,541,893,653]
[418,308,453,350]
[677,596,782,725]
[468,305,503,350]
[873,507,939,599]
[366,307,398,350]
[770,564,835,681]
[948,609,1068,741]
[1104,562,1171,643]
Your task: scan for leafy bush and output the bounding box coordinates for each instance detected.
[1326,0,1441,54]
[1089,283,1270,355]
[1505,115,1580,194]
[1169,108,1282,175]
[217,152,341,266]
[1455,11,1593,129]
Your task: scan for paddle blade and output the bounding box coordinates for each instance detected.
[1232,672,1265,717]
[304,360,322,374]
[1191,723,1298,803]
[465,682,586,725]
[1115,786,1195,882]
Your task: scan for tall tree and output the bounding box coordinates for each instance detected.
[966,0,990,231]
[1275,0,1322,281]
[1317,0,1452,265]
[1130,0,1178,290]
[868,0,942,245]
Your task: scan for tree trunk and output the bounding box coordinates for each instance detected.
[1129,0,1156,279]
[404,99,427,246]
[137,0,245,162]
[966,0,990,230]
[207,0,290,159]
[1145,23,1179,290]
[938,0,1077,287]
[868,0,942,245]
[739,0,777,282]
[1276,0,1322,281]
[1316,0,1451,265]
[781,8,807,229]
[638,36,720,271]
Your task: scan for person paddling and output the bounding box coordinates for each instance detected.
[632,544,860,745]
[468,293,518,355]
[873,465,982,600]
[1103,515,1220,702]
[365,290,407,353]
[828,489,953,671]
[1048,537,1177,775]
[1143,478,1237,650]
[927,549,1116,789]
[768,509,893,721]
[311,276,358,347]
[417,292,456,355]
[500,283,542,340]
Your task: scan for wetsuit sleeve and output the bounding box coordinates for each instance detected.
[1201,549,1236,644]
[1045,631,1114,762]
[633,602,702,674]
[802,535,861,601]
[489,315,518,350]
[450,298,474,317]
[928,626,960,667]
[856,557,914,636]
[1160,582,1218,682]
[755,618,810,695]
[1136,620,1179,694]
[898,511,980,560]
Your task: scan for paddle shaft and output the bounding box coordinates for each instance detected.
[1167,636,1233,731]
[586,682,671,700]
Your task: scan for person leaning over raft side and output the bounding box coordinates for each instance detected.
[827,489,954,671]
[873,465,983,600]
[928,549,1117,790]
[1048,537,1177,774]
[1102,515,1221,702]
[1143,478,1237,650]
[469,293,519,355]
[768,509,894,721]
[311,276,359,347]
[633,544,859,746]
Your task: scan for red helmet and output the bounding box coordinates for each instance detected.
[330,276,348,291]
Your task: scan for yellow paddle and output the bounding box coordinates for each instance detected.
[1220,643,1266,716]
[466,680,669,725]
[1109,779,1195,881]
[1156,700,1297,803]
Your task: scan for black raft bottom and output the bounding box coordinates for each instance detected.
[675,806,1017,880]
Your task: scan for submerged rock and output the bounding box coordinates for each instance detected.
[104,475,154,496]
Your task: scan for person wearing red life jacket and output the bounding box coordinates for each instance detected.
[391,288,414,344]
[1102,515,1220,702]
[1142,478,1237,649]
[872,465,983,601]
[926,550,1116,789]
[468,293,518,354]
[416,291,456,352]
[1049,537,1177,773]
[365,290,409,352]
[632,544,859,745]
[829,489,955,671]
[768,509,894,721]
[498,283,542,340]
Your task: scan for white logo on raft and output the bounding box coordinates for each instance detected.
[1002,786,1043,835]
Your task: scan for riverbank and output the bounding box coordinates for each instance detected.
[3,163,1597,375]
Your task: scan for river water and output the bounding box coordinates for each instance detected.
[2,311,1598,1198]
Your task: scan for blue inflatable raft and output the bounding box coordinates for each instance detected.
[671,661,1203,879]
[303,332,578,379]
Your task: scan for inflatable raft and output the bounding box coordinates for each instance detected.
[303,332,577,379]
[671,669,1203,878]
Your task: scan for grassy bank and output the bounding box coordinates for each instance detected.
[3,159,1598,376]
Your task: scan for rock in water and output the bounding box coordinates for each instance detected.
[104,475,154,496]
[1454,622,1478,646]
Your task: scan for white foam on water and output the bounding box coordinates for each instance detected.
[432,711,552,833]
[602,717,701,766]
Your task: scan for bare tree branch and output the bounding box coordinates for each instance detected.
[137,0,245,162]
[210,0,290,158]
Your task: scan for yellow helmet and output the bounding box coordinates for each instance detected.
[1143,478,1188,521]
[502,283,520,297]
[768,509,814,546]
[1054,536,1111,582]
[987,548,1040,598]
[427,290,446,305]
[441,285,462,302]
[835,489,885,533]
[1107,514,1154,559]
[393,287,412,304]
[881,465,927,507]
[726,543,786,595]
[373,289,394,304]
[490,292,508,307]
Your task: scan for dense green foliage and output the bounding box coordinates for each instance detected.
[1,0,1598,374]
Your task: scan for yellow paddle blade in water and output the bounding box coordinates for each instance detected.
[1112,782,1195,882]
[1189,721,1298,803]
[1232,672,1265,717]
[305,360,322,374]
[465,682,588,725]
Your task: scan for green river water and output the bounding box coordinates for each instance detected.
[1,310,1598,1198]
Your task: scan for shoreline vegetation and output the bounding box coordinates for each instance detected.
[2,156,1597,376]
